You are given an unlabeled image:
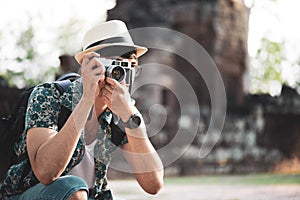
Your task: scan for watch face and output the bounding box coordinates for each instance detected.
[122,114,141,129]
[132,115,141,126]
[128,114,141,129]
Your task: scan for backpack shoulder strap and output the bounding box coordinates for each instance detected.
[53,79,73,131]
[54,79,72,94]
[54,72,80,94]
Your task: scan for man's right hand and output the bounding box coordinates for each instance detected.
[80,52,105,100]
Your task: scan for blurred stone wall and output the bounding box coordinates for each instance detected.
[107,0,300,176]
[108,0,249,106]
[175,86,300,175]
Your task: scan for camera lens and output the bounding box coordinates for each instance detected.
[111,66,125,82]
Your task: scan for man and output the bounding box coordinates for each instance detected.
[0,20,163,200]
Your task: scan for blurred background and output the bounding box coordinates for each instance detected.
[0,0,299,199]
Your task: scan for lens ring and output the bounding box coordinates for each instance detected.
[111,66,126,82]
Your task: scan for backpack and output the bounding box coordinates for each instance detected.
[0,73,80,181]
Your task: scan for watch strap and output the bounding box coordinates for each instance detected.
[120,113,141,129]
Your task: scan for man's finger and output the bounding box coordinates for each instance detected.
[104,84,114,93]
[82,52,100,66]
[98,74,105,83]
[106,78,123,91]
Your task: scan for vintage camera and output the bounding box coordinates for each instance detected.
[99,58,137,94]
[104,59,131,84]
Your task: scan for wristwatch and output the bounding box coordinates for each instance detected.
[120,113,141,129]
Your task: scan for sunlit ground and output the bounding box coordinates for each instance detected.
[109,174,300,200]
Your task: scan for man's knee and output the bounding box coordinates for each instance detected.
[15,175,89,200]
[53,175,89,200]
[69,189,88,200]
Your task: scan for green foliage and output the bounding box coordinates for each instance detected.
[0,23,40,88]
[0,24,55,88]
[0,66,57,88]
[249,37,286,95]
[16,24,36,62]
[257,37,284,82]
[247,0,300,95]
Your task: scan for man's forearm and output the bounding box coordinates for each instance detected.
[122,124,164,194]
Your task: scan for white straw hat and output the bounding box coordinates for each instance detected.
[75,20,148,64]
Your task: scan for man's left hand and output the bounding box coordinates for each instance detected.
[101,78,134,122]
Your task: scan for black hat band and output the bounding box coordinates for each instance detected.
[85,36,131,50]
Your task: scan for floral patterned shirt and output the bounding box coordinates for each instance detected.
[0,78,127,199]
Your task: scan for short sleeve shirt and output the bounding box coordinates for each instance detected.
[0,78,127,199]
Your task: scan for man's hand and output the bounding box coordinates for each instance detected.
[101,78,134,122]
[94,80,108,117]
[81,52,105,100]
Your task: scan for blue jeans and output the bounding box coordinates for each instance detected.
[11,175,90,200]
